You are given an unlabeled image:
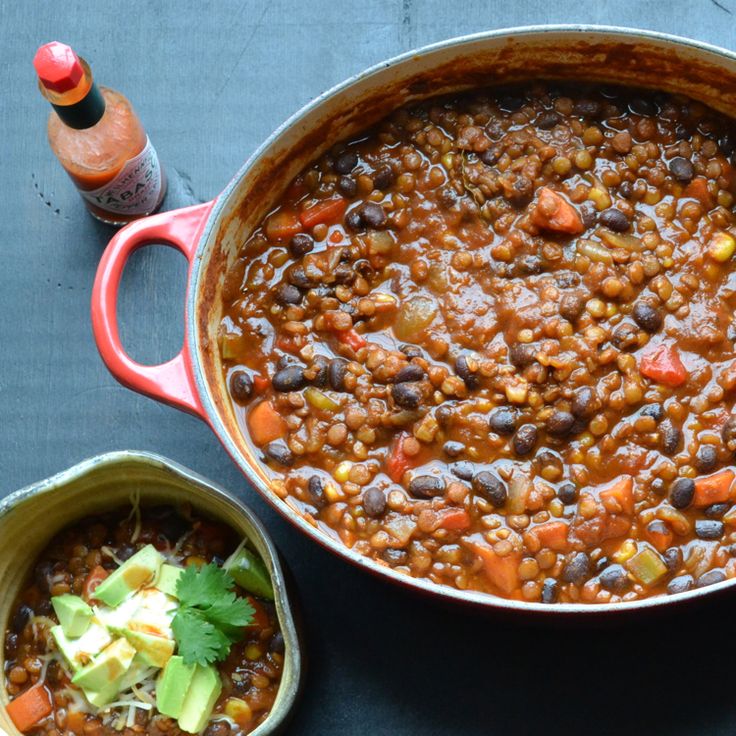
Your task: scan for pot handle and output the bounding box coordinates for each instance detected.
[91,201,215,419]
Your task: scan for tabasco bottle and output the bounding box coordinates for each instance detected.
[33,42,166,226]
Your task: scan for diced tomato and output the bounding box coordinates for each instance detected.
[329,229,344,243]
[387,433,414,482]
[599,476,635,515]
[245,596,270,631]
[436,508,471,531]
[529,520,570,551]
[6,684,53,732]
[299,197,347,228]
[684,177,714,209]
[82,565,109,604]
[469,540,521,595]
[530,187,584,234]
[336,328,367,352]
[248,400,287,446]
[693,469,735,507]
[639,343,687,387]
[265,209,302,242]
[252,374,270,393]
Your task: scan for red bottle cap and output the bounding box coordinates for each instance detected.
[33,42,84,93]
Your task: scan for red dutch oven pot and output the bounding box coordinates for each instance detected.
[92,26,736,614]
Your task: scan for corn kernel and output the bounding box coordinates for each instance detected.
[324,482,345,503]
[334,461,353,483]
[245,644,263,661]
[707,231,736,262]
[613,539,637,563]
[224,698,253,726]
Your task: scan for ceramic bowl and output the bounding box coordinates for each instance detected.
[0,451,302,736]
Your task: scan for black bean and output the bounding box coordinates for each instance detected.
[599,208,630,232]
[443,441,465,458]
[536,110,560,129]
[394,364,426,383]
[310,355,330,388]
[573,99,602,117]
[669,477,695,509]
[391,382,422,409]
[559,293,586,322]
[571,386,598,419]
[345,208,363,230]
[265,441,294,467]
[488,408,517,436]
[272,366,307,392]
[612,323,640,351]
[34,561,54,593]
[363,487,387,518]
[435,405,452,427]
[695,519,725,539]
[508,343,536,369]
[669,156,694,183]
[513,424,538,456]
[555,271,580,289]
[519,255,543,275]
[232,673,252,694]
[270,631,285,654]
[286,264,314,288]
[696,445,719,473]
[562,552,591,585]
[337,175,357,197]
[660,420,682,456]
[329,358,348,391]
[578,201,597,229]
[205,721,231,736]
[11,604,33,634]
[408,475,445,499]
[541,578,559,603]
[557,482,578,505]
[599,564,630,594]
[359,202,387,229]
[722,415,736,452]
[641,403,664,422]
[333,150,358,175]
[399,344,423,359]
[455,354,480,389]
[651,478,667,496]
[5,632,18,657]
[705,503,730,518]
[546,410,575,437]
[667,575,694,595]
[451,461,474,481]
[471,471,507,507]
[229,371,253,402]
[629,97,656,116]
[334,263,356,284]
[697,569,727,588]
[277,354,298,370]
[372,165,396,190]
[307,475,326,508]
[275,282,302,306]
[499,95,524,112]
[663,547,682,572]
[632,302,663,333]
[289,233,314,258]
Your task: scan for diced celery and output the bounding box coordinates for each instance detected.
[304,387,340,412]
[626,547,667,586]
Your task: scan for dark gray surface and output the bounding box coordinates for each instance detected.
[3,2,736,734]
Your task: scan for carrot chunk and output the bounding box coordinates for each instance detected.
[436,508,471,531]
[6,684,53,732]
[386,433,414,482]
[599,476,635,515]
[693,469,735,508]
[265,209,302,241]
[684,176,714,209]
[299,197,347,228]
[470,541,522,595]
[530,187,584,234]
[639,343,687,388]
[529,520,570,551]
[248,400,288,446]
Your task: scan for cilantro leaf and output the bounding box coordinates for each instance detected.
[175,562,234,608]
[172,608,230,666]
[172,562,255,666]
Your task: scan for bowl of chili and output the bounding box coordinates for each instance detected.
[92,26,736,612]
[0,451,302,736]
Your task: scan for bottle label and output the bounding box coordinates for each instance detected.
[79,137,163,215]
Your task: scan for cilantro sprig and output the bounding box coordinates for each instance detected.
[172,562,254,666]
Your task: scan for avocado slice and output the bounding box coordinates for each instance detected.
[52,622,112,671]
[52,594,94,638]
[155,564,183,598]
[157,656,196,719]
[177,665,222,734]
[227,547,273,600]
[121,629,175,668]
[84,683,122,708]
[72,638,137,694]
[94,545,165,607]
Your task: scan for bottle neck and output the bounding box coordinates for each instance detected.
[51,81,106,129]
